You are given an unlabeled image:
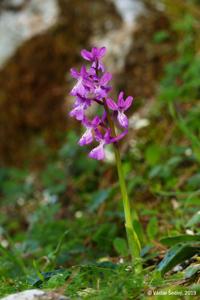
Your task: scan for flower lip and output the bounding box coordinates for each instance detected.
[79,128,93,146]
[78,116,102,146]
[88,142,105,160]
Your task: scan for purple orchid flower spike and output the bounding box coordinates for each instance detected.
[106,92,133,128]
[88,128,111,160]
[81,47,106,71]
[70,66,89,97]
[78,116,101,146]
[69,46,134,160]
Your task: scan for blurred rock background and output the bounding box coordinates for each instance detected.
[0,0,174,167]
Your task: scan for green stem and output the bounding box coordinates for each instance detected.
[104,104,142,273]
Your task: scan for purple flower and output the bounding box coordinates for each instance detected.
[94,72,112,99]
[85,72,112,100]
[88,142,105,160]
[106,92,133,128]
[81,47,106,71]
[88,128,111,160]
[78,116,101,146]
[70,66,89,97]
[69,94,91,121]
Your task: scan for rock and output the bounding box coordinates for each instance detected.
[119,3,176,99]
[1,289,70,300]
[0,0,59,67]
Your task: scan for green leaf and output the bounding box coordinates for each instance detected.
[92,223,117,251]
[147,217,158,240]
[88,189,110,212]
[187,173,200,189]
[184,264,200,280]
[133,219,145,245]
[31,269,67,288]
[185,196,200,206]
[160,235,200,246]
[145,145,163,166]
[186,211,200,227]
[48,230,69,267]
[158,243,200,276]
[41,164,66,195]
[113,237,129,257]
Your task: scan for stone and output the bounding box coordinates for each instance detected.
[1,289,70,300]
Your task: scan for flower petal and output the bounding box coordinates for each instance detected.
[100,72,112,85]
[81,116,90,127]
[69,105,84,121]
[91,47,98,57]
[88,67,96,76]
[91,116,101,127]
[75,94,91,108]
[89,143,105,160]
[70,68,79,79]
[98,47,106,58]
[98,61,105,72]
[81,49,92,61]
[80,65,88,77]
[79,128,93,146]
[94,86,108,99]
[93,128,103,142]
[70,79,87,97]
[117,91,125,108]
[110,129,128,143]
[106,98,118,111]
[124,96,133,110]
[104,129,112,144]
[92,61,105,72]
[117,111,128,128]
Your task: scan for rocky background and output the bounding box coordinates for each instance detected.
[0,0,174,167]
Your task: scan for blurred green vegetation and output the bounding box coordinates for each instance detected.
[0,0,200,299]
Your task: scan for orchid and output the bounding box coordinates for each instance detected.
[68,47,142,273]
